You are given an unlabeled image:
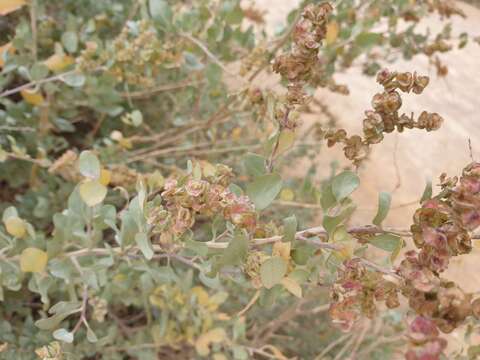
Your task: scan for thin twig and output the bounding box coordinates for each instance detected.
[273,200,322,209]
[119,79,201,99]
[333,329,357,360]
[0,70,76,98]
[30,0,38,61]
[0,126,36,132]
[391,133,401,193]
[237,290,261,317]
[180,32,246,83]
[72,285,89,334]
[348,321,370,359]
[468,138,475,162]
[267,109,290,172]
[315,333,352,360]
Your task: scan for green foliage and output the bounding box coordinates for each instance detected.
[0,0,477,359]
[373,191,391,226]
[246,172,282,210]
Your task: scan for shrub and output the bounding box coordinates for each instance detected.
[0,0,479,359]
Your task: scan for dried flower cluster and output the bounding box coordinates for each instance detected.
[329,258,399,331]
[405,316,447,360]
[272,3,333,109]
[78,20,180,86]
[397,163,480,350]
[327,163,480,359]
[325,69,444,164]
[157,163,257,236]
[426,0,466,19]
[409,165,480,274]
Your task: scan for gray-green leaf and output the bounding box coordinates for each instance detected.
[331,171,360,201]
[372,192,391,226]
[420,179,432,203]
[282,215,297,242]
[222,231,248,266]
[61,31,78,53]
[78,151,101,179]
[368,233,402,252]
[246,173,282,211]
[244,153,266,178]
[260,256,287,289]
[53,328,74,343]
[61,72,86,87]
[149,0,173,26]
[135,232,154,260]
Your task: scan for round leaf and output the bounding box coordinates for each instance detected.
[260,256,287,289]
[79,180,107,207]
[195,328,227,356]
[20,247,48,273]
[78,151,101,179]
[99,169,111,186]
[281,277,302,298]
[246,173,282,211]
[4,216,27,238]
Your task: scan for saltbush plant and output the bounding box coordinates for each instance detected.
[0,0,479,359]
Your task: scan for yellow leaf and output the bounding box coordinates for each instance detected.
[213,355,228,360]
[147,170,164,188]
[79,180,107,206]
[201,161,216,178]
[280,188,295,201]
[99,169,111,186]
[118,138,132,149]
[20,247,48,273]
[44,53,75,72]
[261,345,289,360]
[326,21,339,45]
[0,42,15,68]
[0,0,26,16]
[334,241,356,261]
[21,89,45,106]
[191,286,210,306]
[272,242,291,261]
[276,129,296,155]
[4,216,27,238]
[281,277,302,298]
[35,341,62,360]
[230,127,242,141]
[195,328,227,356]
[215,312,230,321]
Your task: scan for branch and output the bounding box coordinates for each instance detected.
[72,285,89,334]
[0,70,77,98]
[179,32,245,83]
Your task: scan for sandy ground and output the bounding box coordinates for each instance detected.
[248,0,480,353]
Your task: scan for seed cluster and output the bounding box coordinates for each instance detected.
[398,162,480,344]
[158,163,257,236]
[325,69,443,164]
[328,163,480,359]
[78,20,180,86]
[329,258,399,331]
[272,3,333,110]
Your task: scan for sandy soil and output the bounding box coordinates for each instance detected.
[248,0,480,353]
